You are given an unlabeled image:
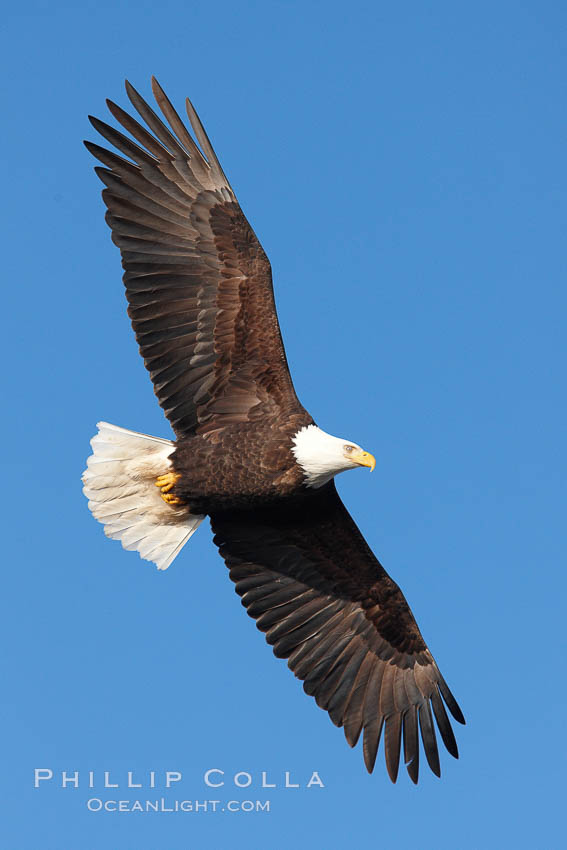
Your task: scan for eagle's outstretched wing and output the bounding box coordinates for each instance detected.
[211,483,465,784]
[86,79,302,437]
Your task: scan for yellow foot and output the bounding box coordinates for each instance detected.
[155,472,181,493]
[155,472,184,506]
[161,492,184,506]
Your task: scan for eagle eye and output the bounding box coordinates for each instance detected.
[344,444,355,453]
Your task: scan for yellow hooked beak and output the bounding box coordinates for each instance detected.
[350,448,376,472]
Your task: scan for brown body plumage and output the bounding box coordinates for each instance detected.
[82,78,465,784]
[171,414,313,513]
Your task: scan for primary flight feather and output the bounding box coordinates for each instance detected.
[82,78,465,784]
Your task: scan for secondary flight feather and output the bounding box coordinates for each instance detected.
[82,78,465,784]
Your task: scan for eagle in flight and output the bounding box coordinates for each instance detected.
[82,78,465,784]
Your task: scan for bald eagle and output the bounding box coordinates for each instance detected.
[82,79,465,784]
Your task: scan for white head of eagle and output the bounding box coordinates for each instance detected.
[291,425,376,488]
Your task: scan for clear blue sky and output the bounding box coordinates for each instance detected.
[2,1,565,847]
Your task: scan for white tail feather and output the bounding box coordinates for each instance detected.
[82,422,204,570]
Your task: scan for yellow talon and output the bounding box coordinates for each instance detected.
[161,492,183,506]
[155,472,181,493]
[155,472,184,506]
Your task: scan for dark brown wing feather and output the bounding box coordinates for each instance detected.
[211,483,465,784]
[86,78,301,437]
